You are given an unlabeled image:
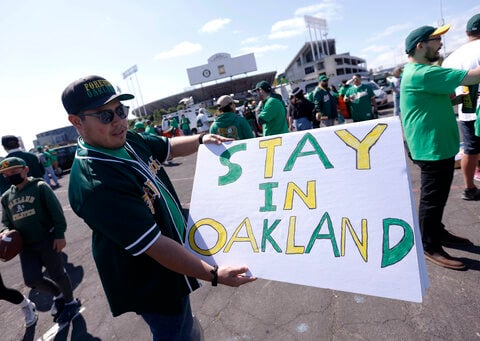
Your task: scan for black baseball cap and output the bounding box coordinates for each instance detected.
[254,81,272,92]
[61,75,134,114]
[1,135,19,149]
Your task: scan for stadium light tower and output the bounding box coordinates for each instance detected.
[304,15,328,61]
[122,65,147,117]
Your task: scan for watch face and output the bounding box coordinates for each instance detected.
[202,69,211,78]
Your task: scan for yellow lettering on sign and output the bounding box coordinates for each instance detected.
[283,181,316,210]
[224,218,259,253]
[259,137,282,178]
[286,216,305,254]
[188,218,227,255]
[335,124,387,169]
[340,217,368,262]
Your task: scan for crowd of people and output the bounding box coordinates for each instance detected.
[0,13,479,340]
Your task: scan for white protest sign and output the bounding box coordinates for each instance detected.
[186,117,429,302]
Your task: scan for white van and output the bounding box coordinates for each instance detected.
[161,107,214,135]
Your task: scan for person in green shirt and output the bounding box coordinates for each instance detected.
[313,75,338,127]
[344,74,377,122]
[36,145,60,188]
[168,116,179,137]
[145,120,157,136]
[210,95,254,140]
[254,81,289,136]
[401,24,480,270]
[180,114,191,136]
[1,157,80,324]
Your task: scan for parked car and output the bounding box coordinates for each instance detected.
[50,143,77,175]
[362,80,390,109]
[373,75,393,94]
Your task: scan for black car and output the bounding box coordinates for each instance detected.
[50,144,77,174]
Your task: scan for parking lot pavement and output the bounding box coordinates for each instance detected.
[1,124,479,340]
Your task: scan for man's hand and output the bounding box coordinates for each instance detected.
[202,134,234,145]
[53,238,66,253]
[217,265,256,287]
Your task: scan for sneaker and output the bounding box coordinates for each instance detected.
[462,187,480,200]
[441,230,473,247]
[424,249,466,270]
[22,300,38,328]
[51,296,65,321]
[474,168,480,182]
[56,299,81,324]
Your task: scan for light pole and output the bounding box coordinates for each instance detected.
[438,0,447,57]
[122,65,147,117]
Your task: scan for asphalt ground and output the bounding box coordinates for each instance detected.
[1,104,479,341]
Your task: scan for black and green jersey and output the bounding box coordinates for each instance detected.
[68,131,200,316]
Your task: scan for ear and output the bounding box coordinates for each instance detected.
[68,114,83,130]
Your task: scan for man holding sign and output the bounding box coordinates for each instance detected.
[61,75,256,340]
[401,24,480,270]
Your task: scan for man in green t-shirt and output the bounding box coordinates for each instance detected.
[36,145,60,188]
[254,81,289,136]
[401,24,480,270]
[344,74,377,122]
[180,114,191,136]
[61,75,256,340]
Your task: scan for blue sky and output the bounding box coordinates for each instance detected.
[1,0,479,152]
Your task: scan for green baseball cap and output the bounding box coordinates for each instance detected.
[253,81,271,92]
[318,75,328,82]
[405,24,450,54]
[0,157,26,173]
[134,121,145,129]
[467,14,480,33]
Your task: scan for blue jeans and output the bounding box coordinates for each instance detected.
[43,165,59,186]
[140,296,201,341]
[393,95,400,116]
[293,117,312,131]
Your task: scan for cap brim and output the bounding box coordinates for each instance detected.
[431,24,450,37]
[80,93,134,112]
[0,165,24,173]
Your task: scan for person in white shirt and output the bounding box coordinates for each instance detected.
[443,13,480,201]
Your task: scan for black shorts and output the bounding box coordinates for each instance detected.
[460,120,480,155]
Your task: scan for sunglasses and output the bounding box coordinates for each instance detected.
[78,105,128,124]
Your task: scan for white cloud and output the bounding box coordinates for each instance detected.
[269,17,304,40]
[367,23,412,42]
[294,0,343,21]
[200,18,231,33]
[362,44,390,54]
[241,36,261,45]
[239,44,288,57]
[268,1,344,41]
[153,41,202,60]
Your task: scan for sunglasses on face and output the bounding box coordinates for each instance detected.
[78,105,128,124]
